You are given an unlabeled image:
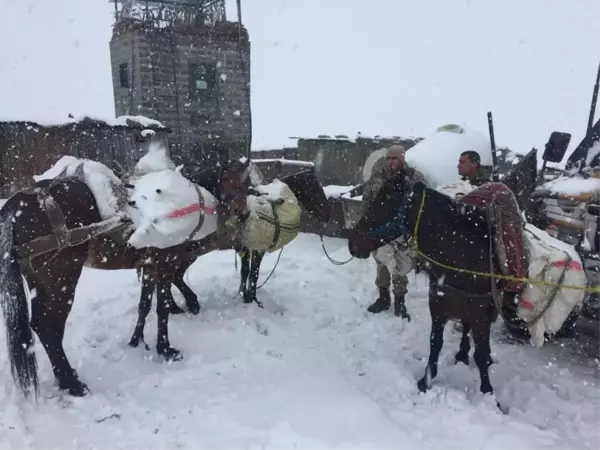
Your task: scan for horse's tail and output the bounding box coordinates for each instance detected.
[0,204,39,398]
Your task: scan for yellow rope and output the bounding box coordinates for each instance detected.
[410,191,600,294]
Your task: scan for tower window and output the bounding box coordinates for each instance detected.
[119,63,129,88]
[189,63,216,99]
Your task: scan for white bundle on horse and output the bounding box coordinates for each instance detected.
[33,155,130,221]
[436,179,475,199]
[127,168,218,249]
[238,180,302,253]
[518,224,587,347]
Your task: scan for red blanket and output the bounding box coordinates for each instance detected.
[458,182,528,292]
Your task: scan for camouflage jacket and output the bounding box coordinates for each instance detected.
[362,165,427,206]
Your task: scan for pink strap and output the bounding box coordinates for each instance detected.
[519,298,534,310]
[551,260,582,270]
[163,203,216,219]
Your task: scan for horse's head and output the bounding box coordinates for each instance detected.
[280,167,333,224]
[217,158,252,219]
[347,180,423,259]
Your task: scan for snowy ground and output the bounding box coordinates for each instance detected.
[0,234,598,449]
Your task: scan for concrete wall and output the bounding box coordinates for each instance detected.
[110,20,251,163]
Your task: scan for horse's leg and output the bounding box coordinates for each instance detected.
[128,268,154,350]
[155,278,182,361]
[29,249,89,396]
[238,247,251,299]
[417,315,447,392]
[471,319,494,395]
[172,259,200,315]
[244,250,265,305]
[455,321,471,365]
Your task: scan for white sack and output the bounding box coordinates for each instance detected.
[127,169,218,249]
[518,224,587,347]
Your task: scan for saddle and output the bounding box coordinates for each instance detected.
[458,182,529,293]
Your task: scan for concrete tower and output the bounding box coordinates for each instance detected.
[109,0,251,163]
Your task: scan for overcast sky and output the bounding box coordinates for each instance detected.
[1,0,599,157]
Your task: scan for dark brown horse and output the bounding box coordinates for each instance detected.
[0,159,250,398]
[347,181,503,404]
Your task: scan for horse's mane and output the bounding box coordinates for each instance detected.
[182,164,222,198]
[409,182,489,235]
[354,175,410,234]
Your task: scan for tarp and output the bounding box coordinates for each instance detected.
[237,180,302,253]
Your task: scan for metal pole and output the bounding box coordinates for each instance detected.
[487,111,499,182]
[579,61,600,174]
[236,0,252,160]
[587,61,600,134]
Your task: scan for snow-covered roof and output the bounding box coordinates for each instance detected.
[0,114,167,130]
[252,158,314,166]
[288,133,422,144]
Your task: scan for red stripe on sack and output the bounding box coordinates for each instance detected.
[551,260,583,270]
[164,204,217,219]
[519,298,533,309]
[519,298,534,310]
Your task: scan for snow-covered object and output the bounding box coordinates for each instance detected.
[133,140,176,177]
[542,175,600,196]
[2,114,166,129]
[324,185,355,199]
[518,224,587,347]
[405,126,493,188]
[238,180,302,252]
[33,155,128,220]
[127,169,218,249]
[435,179,475,198]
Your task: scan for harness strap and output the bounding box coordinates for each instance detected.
[186,183,209,241]
[269,199,283,250]
[39,189,69,250]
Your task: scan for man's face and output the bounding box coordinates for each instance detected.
[457,154,478,177]
[386,152,405,173]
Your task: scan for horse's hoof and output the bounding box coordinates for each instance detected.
[454,351,470,366]
[187,301,201,315]
[158,346,183,362]
[496,400,509,415]
[129,335,150,351]
[169,303,185,315]
[64,381,89,397]
[480,384,494,396]
[417,377,429,393]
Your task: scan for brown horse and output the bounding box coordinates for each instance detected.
[347,181,504,407]
[0,159,250,398]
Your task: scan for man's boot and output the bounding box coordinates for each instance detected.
[367,288,391,313]
[393,295,411,321]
